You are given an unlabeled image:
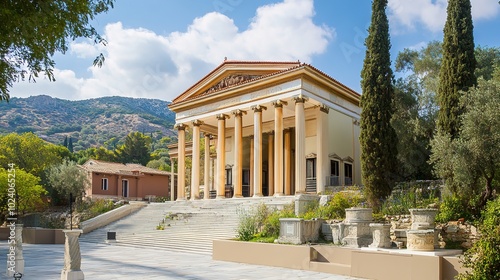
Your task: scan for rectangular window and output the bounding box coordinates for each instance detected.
[306,158,316,178]
[330,160,339,176]
[242,169,250,185]
[344,163,353,186]
[101,178,108,191]
[225,168,232,186]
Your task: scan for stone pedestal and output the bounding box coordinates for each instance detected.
[330,223,347,245]
[6,224,24,277]
[342,208,373,248]
[61,230,84,280]
[409,209,438,230]
[369,223,392,248]
[409,208,439,249]
[407,230,435,251]
[278,218,323,245]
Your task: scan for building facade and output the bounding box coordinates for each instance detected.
[168,61,361,200]
[81,159,172,200]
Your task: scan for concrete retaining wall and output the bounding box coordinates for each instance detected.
[80,202,146,234]
[213,240,467,280]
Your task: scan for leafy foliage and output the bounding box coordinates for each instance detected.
[431,78,500,214]
[0,0,114,101]
[0,168,47,221]
[74,199,117,222]
[437,0,477,139]
[0,132,70,178]
[236,203,295,242]
[114,132,151,166]
[302,190,365,220]
[381,185,439,215]
[46,159,90,201]
[436,194,473,223]
[457,197,500,280]
[360,0,398,210]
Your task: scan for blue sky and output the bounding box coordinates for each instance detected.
[10,0,500,101]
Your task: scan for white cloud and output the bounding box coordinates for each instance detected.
[388,0,500,34]
[10,0,334,101]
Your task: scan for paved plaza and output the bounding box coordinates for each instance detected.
[1,242,362,280]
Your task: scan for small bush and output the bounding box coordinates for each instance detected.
[381,187,439,215]
[457,196,500,280]
[301,190,365,220]
[436,194,473,223]
[237,203,296,242]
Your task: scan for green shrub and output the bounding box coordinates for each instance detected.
[237,203,296,242]
[380,187,439,215]
[302,190,365,220]
[436,194,473,223]
[457,196,500,280]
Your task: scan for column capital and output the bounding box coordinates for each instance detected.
[203,132,213,138]
[192,120,204,127]
[293,95,308,104]
[174,123,188,130]
[251,105,267,112]
[272,99,288,108]
[319,104,330,114]
[265,130,275,135]
[216,114,229,120]
[232,109,247,117]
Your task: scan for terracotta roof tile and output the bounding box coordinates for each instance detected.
[81,159,170,176]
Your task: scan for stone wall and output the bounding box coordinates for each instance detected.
[385,214,478,249]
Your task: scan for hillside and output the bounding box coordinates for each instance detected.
[0,95,177,151]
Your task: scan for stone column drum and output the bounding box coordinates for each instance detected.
[61,230,84,280]
[369,223,392,248]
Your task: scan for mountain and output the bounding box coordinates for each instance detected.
[0,95,177,151]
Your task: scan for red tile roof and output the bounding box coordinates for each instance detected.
[81,159,170,176]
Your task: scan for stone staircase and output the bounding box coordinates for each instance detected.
[80,196,295,255]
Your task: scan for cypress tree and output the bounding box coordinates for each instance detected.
[68,137,74,153]
[437,0,476,138]
[63,136,68,148]
[360,0,398,210]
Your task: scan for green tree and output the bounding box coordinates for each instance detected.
[46,160,89,201]
[68,137,74,153]
[360,0,398,210]
[457,197,500,280]
[0,132,70,178]
[437,0,476,139]
[115,132,151,166]
[430,78,500,213]
[63,136,68,148]
[0,167,47,220]
[0,0,114,101]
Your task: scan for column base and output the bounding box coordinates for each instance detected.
[176,197,186,201]
[6,260,24,277]
[274,193,285,197]
[232,194,243,198]
[253,194,263,198]
[190,196,200,201]
[216,195,226,199]
[61,269,84,280]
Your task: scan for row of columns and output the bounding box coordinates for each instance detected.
[174,95,329,200]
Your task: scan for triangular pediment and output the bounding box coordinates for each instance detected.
[171,61,301,105]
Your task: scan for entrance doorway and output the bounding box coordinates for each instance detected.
[122,179,129,198]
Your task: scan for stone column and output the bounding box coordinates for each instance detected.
[252,105,266,197]
[273,100,286,196]
[6,224,24,277]
[268,132,274,196]
[294,96,307,194]
[204,134,211,199]
[216,114,229,199]
[316,105,329,194]
[232,110,246,198]
[176,124,187,200]
[191,120,203,200]
[170,158,175,201]
[249,137,254,197]
[60,230,84,280]
[284,128,291,195]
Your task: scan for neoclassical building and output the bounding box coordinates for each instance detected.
[168,61,361,200]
